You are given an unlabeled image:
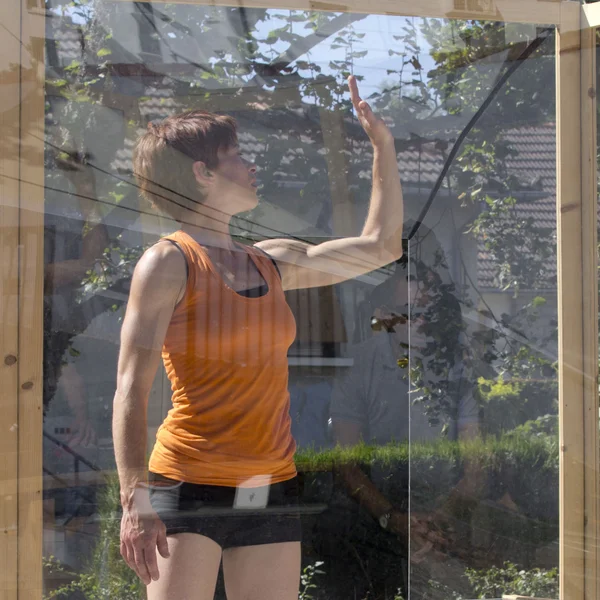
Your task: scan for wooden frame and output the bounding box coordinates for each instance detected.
[556,3,600,600]
[109,0,563,24]
[556,4,585,598]
[0,1,598,600]
[0,2,23,598]
[0,1,45,599]
[503,596,556,600]
[17,1,45,594]
[579,13,599,600]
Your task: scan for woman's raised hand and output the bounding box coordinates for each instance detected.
[348,75,393,147]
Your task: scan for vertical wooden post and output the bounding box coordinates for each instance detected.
[0,0,24,597]
[17,1,45,598]
[580,12,600,600]
[556,2,599,599]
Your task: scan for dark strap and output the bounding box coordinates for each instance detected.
[269,256,282,280]
[162,238,189,280]
[235,245,279,298]
[237,284,269,298]
[253,245,282,280]
[161,240,276,298]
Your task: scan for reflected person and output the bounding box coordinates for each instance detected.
[112,76,404,600]
[329,257,481,597]
[44,150,109,446]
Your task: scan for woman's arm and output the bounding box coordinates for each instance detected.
[256,76,403,291]
[112,242,186,584]
[113,242,185,501]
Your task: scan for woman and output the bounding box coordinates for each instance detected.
[113,76,403,600]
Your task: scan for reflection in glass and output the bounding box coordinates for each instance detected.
[405,23,559,600]
[42,6,559,600]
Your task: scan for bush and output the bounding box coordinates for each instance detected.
[427,562,558,600]
[464,561,558,599]
[45,437,559,599]
[477,377,558,438]
[298,436,558,520]
[44,473,143,600]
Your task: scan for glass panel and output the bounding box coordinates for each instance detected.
[405,22,559,600]
[37,4,561,600]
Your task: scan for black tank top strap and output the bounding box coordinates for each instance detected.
[252,245,282,280]
[160,237,189,280]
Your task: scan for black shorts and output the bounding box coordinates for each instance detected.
[148,472,302,549]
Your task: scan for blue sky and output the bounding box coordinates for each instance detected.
[253,12,438,98]
[53,4,537,122]
[57,4,439,102]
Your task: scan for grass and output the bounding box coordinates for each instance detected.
[45,434,559,599]
[295,435,558,473]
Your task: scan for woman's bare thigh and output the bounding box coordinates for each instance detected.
[146,533,222,600]
[222,541,301,600]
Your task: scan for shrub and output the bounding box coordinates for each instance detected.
[299,561,325,600]
[44,437,559,599]
[44,473,143,600]
[464,561,558,599]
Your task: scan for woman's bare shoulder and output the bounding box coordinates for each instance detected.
[129,241,187,306]
[137,241,186,277]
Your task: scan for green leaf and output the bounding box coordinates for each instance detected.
[97,48,112,58]
[47,78,68,88]
[64,60,81,72]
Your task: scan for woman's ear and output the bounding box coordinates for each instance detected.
[192,161,213,186]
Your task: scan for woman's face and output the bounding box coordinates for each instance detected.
[201,144,259,214]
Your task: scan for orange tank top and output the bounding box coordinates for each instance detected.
[148,230,297,487]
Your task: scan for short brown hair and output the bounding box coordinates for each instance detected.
[133,111,238,219]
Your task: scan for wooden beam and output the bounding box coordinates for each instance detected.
[580,10,600,600]
[17,2,45,599]
[0,0,23,596]
[555,2,596,600]
[107,0,561,24]
[503,596,556,600]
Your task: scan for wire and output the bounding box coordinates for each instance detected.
[7,172,285,246]
[408,27,554,240]
[0,20,21,46]
[40,133,290,237]
[13,14,360,254]
[38,133,387,272]
[41,135,293,236]
[17,14,554,272]
[8,170,388,275]
[133,2,213,75]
